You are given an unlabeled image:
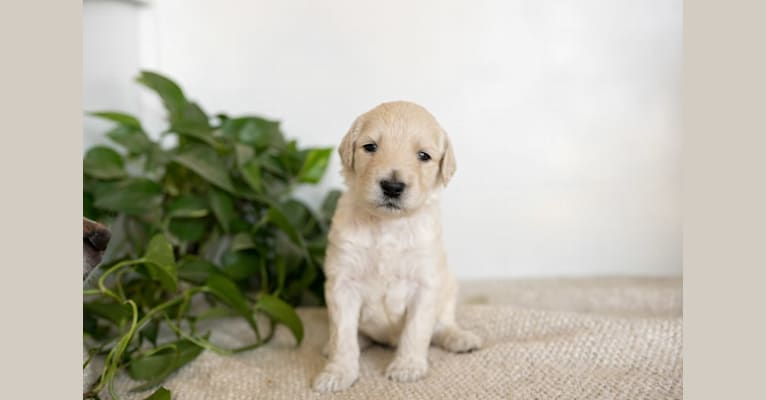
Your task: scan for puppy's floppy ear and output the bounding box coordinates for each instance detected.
[339,115,363,172]
[438,130,457,186]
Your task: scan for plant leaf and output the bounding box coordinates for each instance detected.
[233,143,263,193]
[144,234,175,271]
[169,102,220,149]
[83,146,127,179]
[222,116,284,150]
[230,233,256,252]
[321,189,342,222]
[207,188,235,232]
[205,274,260,336]
[280,141,307,176]
[143,234,178,292]
[136,71,217,148]
[267,206,303,247]
[281,199,320,237]
[83,313,110,340]
[221,250,260,281]
[173,144,236,193]
[143,387,171,400]
[239,159,263,193]
[136,71,187,118]
[204,274,251,316]
[140,319,160,347]
[129,339,204,391]
[256,294,304,345]
[177,258,218,285]
[83,190,100,221]
[145,145,172,173]
[83,301,132,326]
[106,125,154,155]
[275,255,287,293]
[275,233,304,275]
[171,101,211,135]
[129,348,175,381]
[198,230,230,265]
[258,153,288,177]
[166,195,209,218]
[297,147,333,183]
[92,178,163,216]
[168,218,209,242]
[284,260,318,301]
[89,111,143,129]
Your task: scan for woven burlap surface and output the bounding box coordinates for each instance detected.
[108,278,682,400]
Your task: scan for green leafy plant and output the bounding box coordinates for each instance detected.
[83,71,339,399]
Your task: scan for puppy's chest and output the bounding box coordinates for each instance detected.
[329,212,444,343]
[343,222,438,278]
[347,224,437,326]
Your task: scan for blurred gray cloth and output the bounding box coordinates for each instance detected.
[109,277,682,399]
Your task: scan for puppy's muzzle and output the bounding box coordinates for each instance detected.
[380,179,406,199]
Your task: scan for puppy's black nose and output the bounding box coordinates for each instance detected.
[380,179,406,198]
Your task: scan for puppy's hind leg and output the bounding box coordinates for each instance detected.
[433,324,482,353]
[432,285,482,353]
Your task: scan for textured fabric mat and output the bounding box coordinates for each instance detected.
[107,292,682,399]
[459,277,682,318]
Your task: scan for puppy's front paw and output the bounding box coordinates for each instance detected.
[313,364,359,393]
[385,357,428,382]
[440,329,482,353]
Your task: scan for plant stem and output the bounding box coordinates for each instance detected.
[92,299,138,398]
[97,259,146,302]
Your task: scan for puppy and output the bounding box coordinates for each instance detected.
[313,101,482,392]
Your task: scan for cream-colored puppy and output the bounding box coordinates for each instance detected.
[313,101,482,393]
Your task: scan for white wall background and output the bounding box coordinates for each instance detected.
[84,0,682,279]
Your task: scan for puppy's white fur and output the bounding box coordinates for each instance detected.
[313,101,481,392]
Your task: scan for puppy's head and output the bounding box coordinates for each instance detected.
[339,101,456,216]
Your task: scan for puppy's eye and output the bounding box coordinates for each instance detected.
[362,143,377,153]
[417,151,431,162]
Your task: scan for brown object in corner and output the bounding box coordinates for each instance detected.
[83,217,111,281]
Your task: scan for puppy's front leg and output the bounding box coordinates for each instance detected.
[386,288,437,382]
[313,280,362,393]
